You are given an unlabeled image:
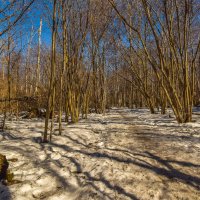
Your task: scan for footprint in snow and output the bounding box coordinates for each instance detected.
[50,152,62,160]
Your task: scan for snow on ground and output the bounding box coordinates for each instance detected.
[0,108,200,200]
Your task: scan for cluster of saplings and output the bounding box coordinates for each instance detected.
[0,0,199,143]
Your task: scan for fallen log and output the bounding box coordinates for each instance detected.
[0,96,38,103]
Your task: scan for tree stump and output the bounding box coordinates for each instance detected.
[0,120,3,131]
[0,154,9,183]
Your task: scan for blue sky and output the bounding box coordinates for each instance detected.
[26,2,52,46]
[0,0,52,46]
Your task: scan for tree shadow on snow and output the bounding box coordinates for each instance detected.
[84,148,200,190]
[0,183,12,200]
[50,136,200,191]
[2,129,200,200]
[0,131,25,140]
[131,131,200,144]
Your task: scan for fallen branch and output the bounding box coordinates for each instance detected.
[0,96,38,103]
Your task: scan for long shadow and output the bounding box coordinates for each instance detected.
[0,183,12,200]
[130,131,200,143]
[47,142,139,199]
[50,140,200,190]
[3,132,200,199]
[63,155,138,199]
[145,151,200,184]
[84,172,138,200]
[2,144,77,198]
[62,156,114,200]
[105,147,200,168]
[41,153,75,190]
[0,131,25,140]
[62,135,89,148]
[2,119,200,199]
[3,141,138,199]
[84,150,200,190]
[52,132,200,168]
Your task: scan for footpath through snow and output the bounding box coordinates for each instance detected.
[0,108,200,200]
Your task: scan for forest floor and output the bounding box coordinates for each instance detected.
[0,108,200,200]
